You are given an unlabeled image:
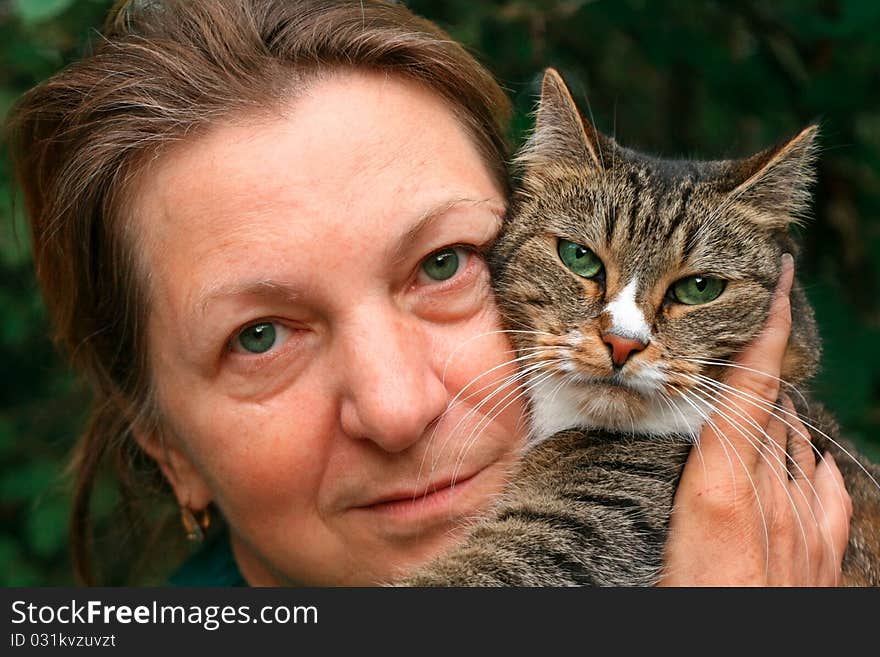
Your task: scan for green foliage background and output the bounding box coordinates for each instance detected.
[1,0,879,585]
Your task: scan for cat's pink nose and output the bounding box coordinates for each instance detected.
[601,333,648,368]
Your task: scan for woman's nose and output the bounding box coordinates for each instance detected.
[338,305,448,453]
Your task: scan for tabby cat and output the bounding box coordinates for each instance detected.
[404,69,880,586]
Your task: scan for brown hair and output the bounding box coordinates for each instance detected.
[6,0,512,584]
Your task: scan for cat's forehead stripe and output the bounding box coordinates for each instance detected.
[605,278,651,341]
[624,170,643,244]
[662,182,695,244]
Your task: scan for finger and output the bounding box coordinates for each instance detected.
[781,395,816,481]
[812,452,852,584]
[814,451,853,520]
[735,253,793,383]
[757,410,789,480]
[698,254,793,468]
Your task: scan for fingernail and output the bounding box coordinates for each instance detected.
[773,254,794,299]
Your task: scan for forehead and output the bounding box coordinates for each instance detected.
[540,162,773,284]
[129,69,503,308]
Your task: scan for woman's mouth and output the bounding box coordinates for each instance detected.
[349,465,495,538]
[358,470,479,511]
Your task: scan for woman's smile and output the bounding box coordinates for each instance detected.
[348,461,499,538]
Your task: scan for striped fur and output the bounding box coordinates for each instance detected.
[405,69,880,586]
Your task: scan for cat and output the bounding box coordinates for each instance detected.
[403,69,880,586]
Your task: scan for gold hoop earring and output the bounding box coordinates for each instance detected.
[180,506,211,543]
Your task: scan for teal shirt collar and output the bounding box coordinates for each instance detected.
[169,529,247,587]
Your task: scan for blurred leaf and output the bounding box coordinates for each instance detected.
[0,537,41,585]
[26,495,69,558]
[0,416,15,456]
[12,0,77,25]
[0,461,60,501]
[855,114,880,153]
[0,89,20,122]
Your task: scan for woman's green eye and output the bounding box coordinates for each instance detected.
[671,276,726,305]
[236,322,277,354]
[421,248,461,281]
[557,239,603,278]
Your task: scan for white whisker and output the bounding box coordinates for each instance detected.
[683,375,820,566]
[440,328,559,383]
[674,385,772,576]
[680,356,810,410]
[687,372,852,535]
[690,370,879,492]
[417,354,554,493]
[420,358,562,491]
[449,369,560,489]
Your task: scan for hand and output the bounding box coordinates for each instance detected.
[660,254,853,586]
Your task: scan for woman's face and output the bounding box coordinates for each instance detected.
[134,70,526,584]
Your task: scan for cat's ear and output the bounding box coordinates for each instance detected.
[724,125,819,228]
[517,68,609,171]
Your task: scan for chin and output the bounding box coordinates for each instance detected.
[528,374,707,442]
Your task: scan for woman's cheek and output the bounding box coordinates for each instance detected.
[217,332,318,402]
[409,253,493,322]
[434,297,514,398]
[183,387,332,516]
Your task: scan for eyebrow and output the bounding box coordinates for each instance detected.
[198,279,301,318]
[389,197,504,264]
[196,197,504,317]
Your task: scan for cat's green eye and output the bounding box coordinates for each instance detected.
[237,322,277,354]
[421,248,460,281]
[557,239,603,278]
[670,275,726,305]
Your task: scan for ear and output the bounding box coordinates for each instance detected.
[517,68,610,170]
[134,425,213,512]
[724,124,819,229]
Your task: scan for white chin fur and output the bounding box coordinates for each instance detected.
[526,374,707,446]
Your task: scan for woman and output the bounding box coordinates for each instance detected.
[6,0,850,586]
